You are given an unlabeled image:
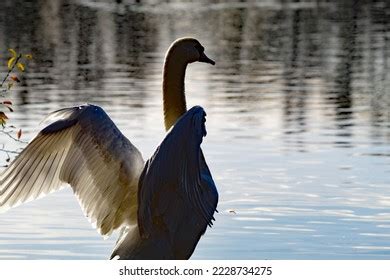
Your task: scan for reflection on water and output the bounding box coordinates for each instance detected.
[0,0,390,259]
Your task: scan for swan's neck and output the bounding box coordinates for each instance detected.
[163,57,188,131]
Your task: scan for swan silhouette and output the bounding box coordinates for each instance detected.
[0,38,218,260]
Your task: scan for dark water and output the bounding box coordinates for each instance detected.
[0,0,390,259]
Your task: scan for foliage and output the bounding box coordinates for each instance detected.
[0,49,32,162]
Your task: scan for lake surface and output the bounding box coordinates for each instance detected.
[0,0,390,259]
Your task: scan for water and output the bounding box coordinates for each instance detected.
[0,0,390,259]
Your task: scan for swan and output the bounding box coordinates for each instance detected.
[0,37,218,260]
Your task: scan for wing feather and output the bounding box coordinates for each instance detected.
[137,106,218,259]
[0,104,144,236]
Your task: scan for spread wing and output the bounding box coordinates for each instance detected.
[0,104,144,236]
[137,106,218,259]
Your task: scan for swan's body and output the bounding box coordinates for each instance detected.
[0,38,218,259]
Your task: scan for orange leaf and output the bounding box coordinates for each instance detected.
[17,129,22,140]
[10,75,20,82]
[0,112,9,126]
[0,112,8,119]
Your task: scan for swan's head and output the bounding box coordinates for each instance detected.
[167,37,215,66]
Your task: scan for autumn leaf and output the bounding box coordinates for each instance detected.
[10,75,20,82]
[0,101,12,111]
[0,111,9,126]
[8,48,17,57]
[24,54,33,60]
[16,129,22,140]
[7,57,16,69]
[7,48,18,69]
[16,62,25,72]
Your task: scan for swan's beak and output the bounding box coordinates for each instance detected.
[199,52,215,65]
